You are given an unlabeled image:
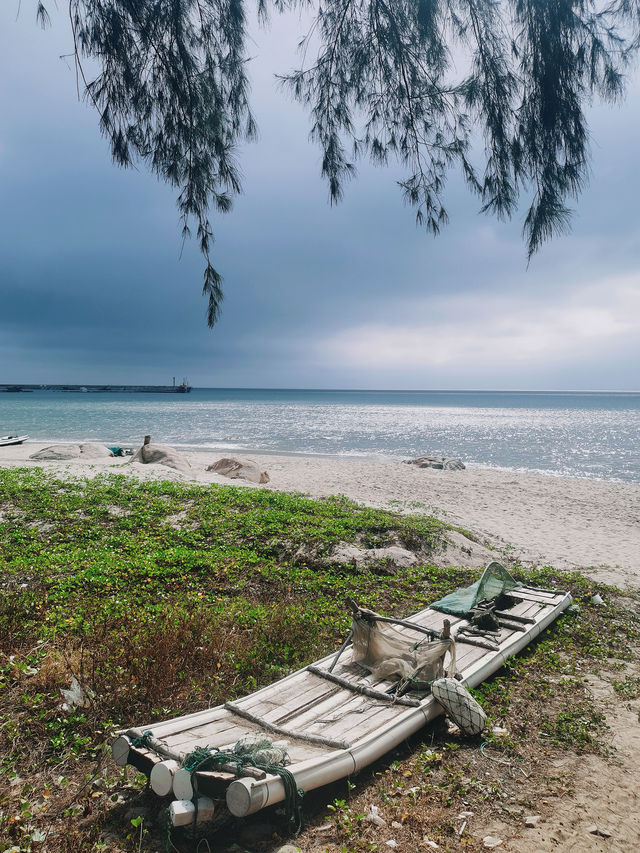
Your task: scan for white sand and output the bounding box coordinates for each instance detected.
[2,441,638,587]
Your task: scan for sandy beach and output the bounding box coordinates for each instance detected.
[2,441,638,588]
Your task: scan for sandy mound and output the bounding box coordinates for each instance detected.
[29,443,113,460]
[130,443,191,473]
[207,457,270,484]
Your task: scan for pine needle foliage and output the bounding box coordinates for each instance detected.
[33,1,640,322]
[51,0,257,327]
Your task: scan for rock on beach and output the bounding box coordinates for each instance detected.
[405,455,465,470]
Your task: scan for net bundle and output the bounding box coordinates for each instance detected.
[233,735,289,767]
[351,610,456,687]
[431,677,487,736]
[182,736,303,833]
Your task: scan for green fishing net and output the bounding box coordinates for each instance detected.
[431,561,521,617]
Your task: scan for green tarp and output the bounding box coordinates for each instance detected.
[431,561,521,616]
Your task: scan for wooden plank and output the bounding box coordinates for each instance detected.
[449,632,500,652]
[520,585,562,596]
[232,670,350,731]
[272,690,370,731]
[165,715,242,749]
[292,686,382,732]
[310,700,396,741]
[173,722,333,767]
[268,685,352,729]
[326,702,404,743]
[256,683,343,726]
[234,670,317,712]
[167,721,253,754]
[452,642,492,672]
[390,613,464,638]
[130,704,229,741]
[281,742,327,763]
[291,692,375,734]
[163,710,236,748]
[506,600,548,618]
[514,588,560,602]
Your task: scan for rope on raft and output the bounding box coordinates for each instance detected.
[129,730,154,749]
[224,701,350,750]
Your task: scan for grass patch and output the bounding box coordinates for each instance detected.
[613,675,640,699]
[0,468,638,852]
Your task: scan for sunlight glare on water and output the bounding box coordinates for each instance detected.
[1,389,639,482]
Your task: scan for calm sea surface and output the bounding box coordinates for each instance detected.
[1,389,639,483]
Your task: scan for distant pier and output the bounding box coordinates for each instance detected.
[1,381,192,394]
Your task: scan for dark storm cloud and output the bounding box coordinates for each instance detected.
[1,6,639,388]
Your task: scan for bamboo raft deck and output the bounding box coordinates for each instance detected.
[112,585,571,821]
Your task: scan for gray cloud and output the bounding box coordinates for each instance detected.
[1,6,639,388]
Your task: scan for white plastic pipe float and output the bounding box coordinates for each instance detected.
[111,735,132,767]
[226,749,357,817]
[169,797,215,827]
[112,728,183,776]
[149,760,180,797]
[226,695,445,817]
[172,767,195,801]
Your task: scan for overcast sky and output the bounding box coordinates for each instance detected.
[1,5,639,390]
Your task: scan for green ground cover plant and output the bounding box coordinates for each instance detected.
[0,468,638,852]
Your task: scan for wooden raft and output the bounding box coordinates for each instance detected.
[112,585,571,819]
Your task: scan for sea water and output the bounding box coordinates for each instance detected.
[1,388,639,483]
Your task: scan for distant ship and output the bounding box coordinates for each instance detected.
[171,377,191,393]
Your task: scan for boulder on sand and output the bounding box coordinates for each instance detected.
[207,457,270,484]
[130,443,191,473]
[30,443,114,461]
[405,455,465,471]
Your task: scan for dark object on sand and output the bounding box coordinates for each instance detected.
[405,455,465,470]
[130,442,191,473]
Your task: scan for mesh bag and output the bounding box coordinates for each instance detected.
[351,610,456,683]
[431,561,521,617]
[431,678,487,735]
